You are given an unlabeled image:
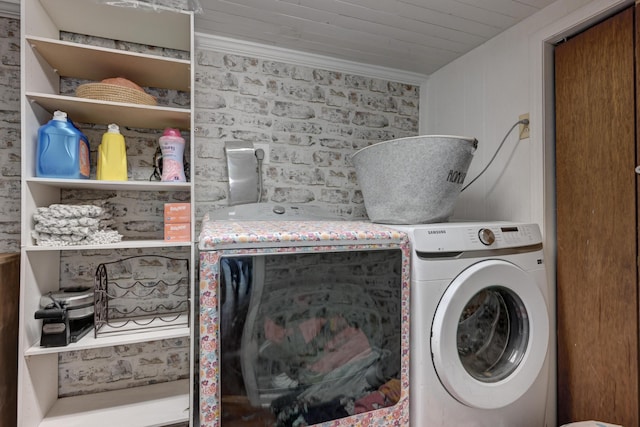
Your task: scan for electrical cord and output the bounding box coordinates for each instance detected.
[460,118,529,192]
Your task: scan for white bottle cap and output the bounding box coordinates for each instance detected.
[107,123,120,133]
[53,110,67,121]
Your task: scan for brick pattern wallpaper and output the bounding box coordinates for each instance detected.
[194,50,420,221]
[0,16,20,253]
[3,9,420,398]
[58,337,190,397]
[0,15,421,273]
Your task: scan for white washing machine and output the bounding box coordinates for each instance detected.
[389,222,551,427]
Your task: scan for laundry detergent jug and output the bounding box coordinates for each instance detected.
[36,110,90,179]
[97,123,128,181]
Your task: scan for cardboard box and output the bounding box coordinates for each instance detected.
[164,222,191,242]
[164,203,191,223]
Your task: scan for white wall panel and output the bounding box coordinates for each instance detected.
[422,0,631,228]
[421,6,635,427]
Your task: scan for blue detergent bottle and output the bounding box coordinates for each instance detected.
[36,110,90,179]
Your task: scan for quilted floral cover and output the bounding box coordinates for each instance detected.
[198,220,410,427]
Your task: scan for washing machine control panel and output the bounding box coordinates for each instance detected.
[400,222,542,252]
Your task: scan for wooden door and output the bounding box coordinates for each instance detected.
[555,6,638,426]
[0,253,19,427]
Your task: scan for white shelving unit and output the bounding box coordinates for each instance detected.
[39,380,190,427]
[19,1,195,426]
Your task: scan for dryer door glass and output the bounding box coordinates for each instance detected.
[457,286,528,382]
[215,248,403,426]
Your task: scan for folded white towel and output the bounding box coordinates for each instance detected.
[36,204,104,219]
[32,203,122,246]
[32,229,122,246]
[32,215,100,228]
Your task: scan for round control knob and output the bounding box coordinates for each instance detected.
[478,228,495,246]
[272,205,286,215]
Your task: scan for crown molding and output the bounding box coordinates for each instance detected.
[0,0,18,18]
[196,32,429,86]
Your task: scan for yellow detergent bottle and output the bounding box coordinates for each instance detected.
[97,123,128,181]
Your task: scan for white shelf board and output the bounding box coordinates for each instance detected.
[26,177,192,192]
[39,379,190,427]
[26,92,191,130]
[26,36,191,91]
[40,0,192,51]
[25,321,190,356]
[24,239,194,252]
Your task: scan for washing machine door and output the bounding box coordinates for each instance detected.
[431,259,549,409]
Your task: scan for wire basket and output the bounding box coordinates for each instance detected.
[76,83,157,106]
[94,255,189,337]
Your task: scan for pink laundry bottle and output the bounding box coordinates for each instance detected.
[158,128,186,182]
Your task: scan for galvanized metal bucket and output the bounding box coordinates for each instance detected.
[351,135,477,224]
